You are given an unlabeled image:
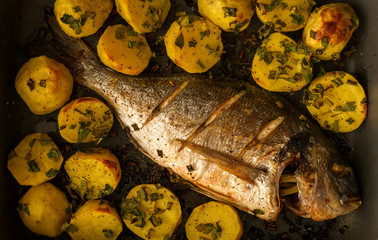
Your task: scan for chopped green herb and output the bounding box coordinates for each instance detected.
[39,79,47,88]
[69,124,76,129]
[142,21,150,29]
[103,229,113,238]
[175,33,184,49]
[346,118,355,125]
[360,98,367,104]
[280,2,288,10]
[28,160,40,172]
[331,120,339,132]
[73,6,81,13]
[258,22,274,39]
[346,79,358,86]
[260,0,282,12]
[233,19,249,34]
[324,121,331,129]
[29,139,36,148]
[59,125,67,130]
[189,40,197,48]
[338,71,346,78]
[310,30,317,39]
[60,14,82,34]
[349,18,358,31]
[61,222,78,233]
[321,37,329,48]
[27,78,35,91]
[256,46,274,65]
[186,165,195,172]
[252,209,264,215]
[17,203,30,216]
[334,102,356,112]
[149,215,162,227]
[196,59,206,70]
[47,148,59,161]
[196,223,215,234]
[200,30,210,40]
[150,193,159,201]
[115,27,125,40]
[331,78,343,87]
[268,70,277,79]
[195,222,222,240]
[147,228,153,239]
[65,206,71,214]
[104,184,113,194]
[77,126,91,143]
[166,202,173,210]
[222,7,237,17]
[131,123,140,131]
[290,13,304,25]
[128,40,138,48]
[46,168,59,178]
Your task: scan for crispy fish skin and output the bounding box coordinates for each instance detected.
[41,15,361,221]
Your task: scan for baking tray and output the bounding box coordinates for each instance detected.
[0,0,377,239]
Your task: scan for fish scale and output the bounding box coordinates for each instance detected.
[39,15,362,221]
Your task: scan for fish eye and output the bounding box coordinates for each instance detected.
[330,162,349,178]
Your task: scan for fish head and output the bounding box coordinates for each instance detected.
[289,143,361,221]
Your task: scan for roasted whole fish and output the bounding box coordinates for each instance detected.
[39,16,361,221]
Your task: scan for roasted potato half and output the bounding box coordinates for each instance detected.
[115,0,171,33]
[165,15,223,73]
[252,32,313,92]
[185,201,243,240]
[198,0,254,33]
[15,55,73,115]
[302,3,359,60]
[58,97,114,143]
[17,182,71,237]
[64,200,123,240]
[256,0,315,32]
[8,133,63,186]
[121,184,182,240]
[97,24,152,75]
[54,0,113,38]
[64,148,121,199]
[304,71,367,132]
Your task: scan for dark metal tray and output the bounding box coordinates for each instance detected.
[0,0,377,239]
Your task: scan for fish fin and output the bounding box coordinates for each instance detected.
[177,139,265,182]
[178,90,246,152]
[142,80,190,128]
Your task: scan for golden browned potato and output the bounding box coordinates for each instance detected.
[64,200,123,240]
[64,148,121,199]
[304,71,367,132]
[17,182,71,237]
[251,32,313,92]
[302,3,359,60]
[54,0,113,38]
[58,97,114,143]
[256,0,315,32]
[97,24,152,75]
[15,56,73,115]
[185,201,243,240]
[7,133,63,186]
[121,184,182,240]
[115,0,171,33]
[165,15,223,73]
[198,0,254,33]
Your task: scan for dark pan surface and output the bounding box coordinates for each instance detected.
[0,0,377,239]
